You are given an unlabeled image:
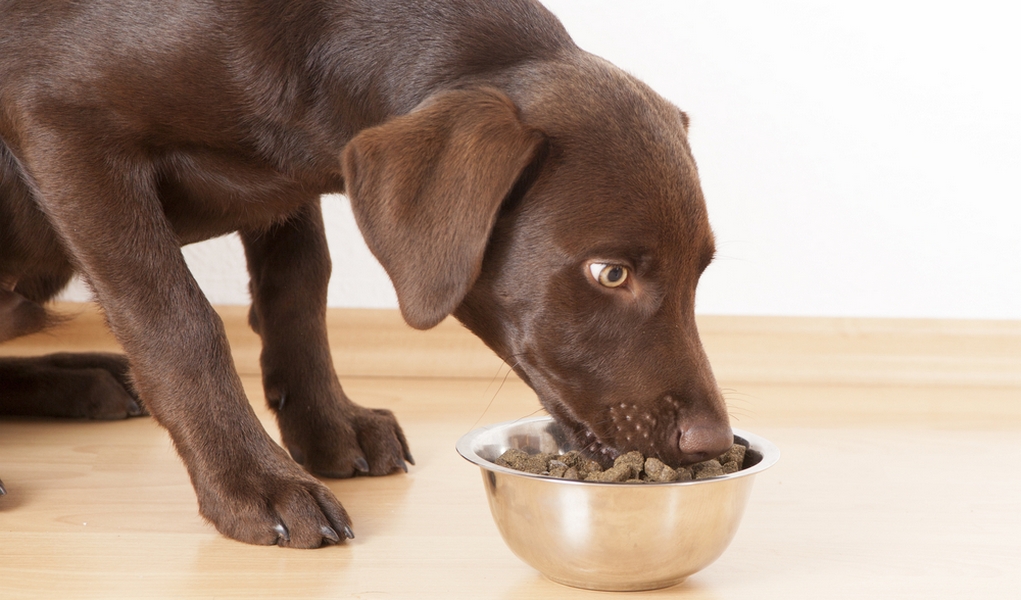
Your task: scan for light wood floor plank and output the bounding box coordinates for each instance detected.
[2,304,1019,598]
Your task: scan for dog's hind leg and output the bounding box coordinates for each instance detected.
[1,287,140,418]
[1,274,145,418]
[0,287,48,343]
[242,201,413,478]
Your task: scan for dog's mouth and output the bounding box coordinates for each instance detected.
[546,401,621,466]
[508,361,624,465]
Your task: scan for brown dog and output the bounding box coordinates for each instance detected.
[0,0,732,546]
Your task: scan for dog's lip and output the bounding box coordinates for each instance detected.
[578,428,621,461]
[513,369,619,463]
[540,397,621,463]
[508,357,632,463]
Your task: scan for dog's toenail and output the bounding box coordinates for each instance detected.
[342,525,355,540]
[321,526,340,544]
[354,457,370,473]
[274,523,290,543]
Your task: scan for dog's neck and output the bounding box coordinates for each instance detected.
[231,0,576,141]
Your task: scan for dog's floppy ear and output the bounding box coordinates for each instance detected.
[341,87,544,329]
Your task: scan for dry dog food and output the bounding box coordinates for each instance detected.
[495,444,747,483]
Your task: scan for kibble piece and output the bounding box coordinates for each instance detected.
[559,450,585,469]
[614,451,645,477]
[643,457,679,483]
[585,464,632,483]
[718,444,747,469]
[692,459,725,480]
[722,461,741,474]
[562,466,580,480]
[674,466,694,482]
[495,448,530,470]
[576,459,604,480]
[521,452,556,474]
[495,449,556,474]
[547,460,569,478]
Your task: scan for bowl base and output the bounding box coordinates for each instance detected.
[544,574,687,592]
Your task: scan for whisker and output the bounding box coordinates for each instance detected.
[514,405,549,422]
[477,361,510,406]
[468,358,522,431]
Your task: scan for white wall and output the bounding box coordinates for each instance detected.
[61,1,1021,320]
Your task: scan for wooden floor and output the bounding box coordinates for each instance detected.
[1,304,1019,599]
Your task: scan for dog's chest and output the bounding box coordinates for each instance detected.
[154,146,342,243]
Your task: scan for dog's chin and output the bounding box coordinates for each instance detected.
[539,398,621,467]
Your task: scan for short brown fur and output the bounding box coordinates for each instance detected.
[0,0,730,547]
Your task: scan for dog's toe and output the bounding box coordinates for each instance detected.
[79,369,148,420]
[354,407,414,476]
[271,484,353,548]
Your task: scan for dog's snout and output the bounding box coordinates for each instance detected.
[676,423,734,465]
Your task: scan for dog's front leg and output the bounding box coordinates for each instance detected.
[28,142,350,547]
[242,202,413,478]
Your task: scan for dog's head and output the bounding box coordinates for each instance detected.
[341,57,731,466]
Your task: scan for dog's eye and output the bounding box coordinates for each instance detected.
[589,263,629,288]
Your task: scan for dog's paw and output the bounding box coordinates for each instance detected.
[196,457,353,548]
[44,353,147,419]
[71,367,146,419]
[282,403,414,479]
[0,352,146,419]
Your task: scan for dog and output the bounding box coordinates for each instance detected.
[0,0,732,547]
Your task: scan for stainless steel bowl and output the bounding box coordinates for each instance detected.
[457,416,779,591]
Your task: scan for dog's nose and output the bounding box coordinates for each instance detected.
[677,423,734,465]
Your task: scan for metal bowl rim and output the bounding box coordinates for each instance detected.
[456,416,780,487]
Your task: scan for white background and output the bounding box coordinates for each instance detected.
[61,1,1021,320]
